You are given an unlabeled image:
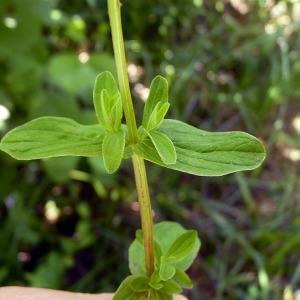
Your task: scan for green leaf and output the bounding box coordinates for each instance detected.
[113,275,148,300]
[172,269,193,289]
[93,71,120,128]
[143,76,168,129]
[123,144,134,158]
[160,280,182,294]
[47,54,94,96]
[110,94,123,131]
[0,117,106,160]
[131,276,150,292]
[154,241,163,268]
[153,222,200,271]
[98,89,122,131]
[94,71,119,99]
[149,289,172,300]
[154,102,170,129]
[164,231,198,264]
[149,281,164,290]
[135,119,266,176]
[159,258,176,281]
[150,270,162,285]
[103,130,125,173]
[98,89,111,130]
[47,53,117,99]
[136,229,163,268]
[43,156,80,183]
[129,239,147,276]
[147,130,176,165]
[135,229,143,245]
[129,222,200,277]
[145,102,170,132]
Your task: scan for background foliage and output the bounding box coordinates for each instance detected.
[1,0,300,299]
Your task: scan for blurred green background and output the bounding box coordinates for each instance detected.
[1,0,300,299]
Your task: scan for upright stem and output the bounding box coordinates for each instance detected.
[132,154,155,277]
[107,0,155,277]
[107,0,138,144]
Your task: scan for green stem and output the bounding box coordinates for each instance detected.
[107,0,155,277]
[107,0,138,144]
[132,153,155,277]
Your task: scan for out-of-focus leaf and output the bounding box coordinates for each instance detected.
[113,275,148,300]
[159,258,175,281]
[47,53,116,100]
[42,156,80,183]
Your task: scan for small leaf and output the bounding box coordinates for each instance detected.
[103,130,125,173]
[94,71,122,131]
[149,289,172,300]
[154,102,170,130]
[93,71,119,103]
[98,89,111,131]
[149,270,163,290]
[0,117,106,160]
[172,269,193,289]
[146,102,170,132]
[123,144,134,159]
[149,281,163,290]
[151,270,162,285]
[160,280,182,294]
[143,104,158,133]
[131,276,150,292]
[143,76,168,129]
[129,222,200,277]
[99,90,122,131]
[129,239,147,276]
[159,257,176,281]
[147,131,176,165]
[164,231,198,264]
[154,241,163,268]
[153,222,201,272]
[113,275,148,300]
[110,94,123,131]
[135,119,266,176]
[135,229,143,245]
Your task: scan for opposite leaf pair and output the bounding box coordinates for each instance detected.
[0,71,265,177]
[93,72,177,173]
[113,222,201,300]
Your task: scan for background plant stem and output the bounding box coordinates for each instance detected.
[107,0,155,277]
